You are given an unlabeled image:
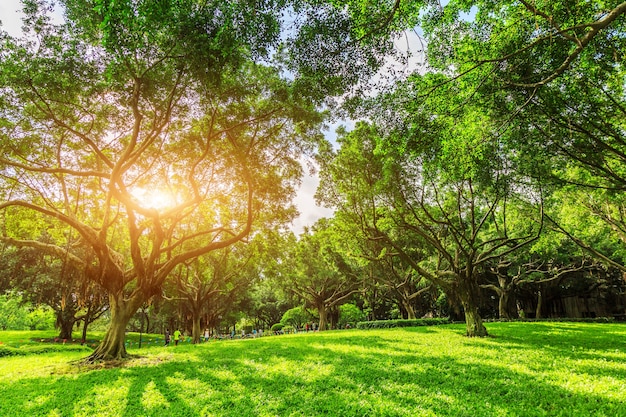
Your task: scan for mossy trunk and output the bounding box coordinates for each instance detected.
[462,302,488,337]
[84,293,143,362]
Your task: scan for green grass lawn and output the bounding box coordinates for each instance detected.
[1,322,625,416]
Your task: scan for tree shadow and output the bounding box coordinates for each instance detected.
[1,324,625,416]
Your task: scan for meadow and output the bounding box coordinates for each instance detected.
[0,322,625,416]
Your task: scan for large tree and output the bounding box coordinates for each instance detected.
[174,241,261,344]
[318,120,543,336]
[417,1,626,266]
[0,0,323,361]
[282,219,363,331]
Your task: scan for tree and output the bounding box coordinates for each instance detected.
[174,241,260,344]
[283,219,363,330]
[317,120,543,336]
[0,0,323,361]
[280,306,312,329]
[417,1,626,269]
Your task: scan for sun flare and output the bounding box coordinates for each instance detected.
[131,187,176,211]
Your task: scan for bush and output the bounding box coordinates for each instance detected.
[356,318,451,329]
[27,306,56,330]
[282,325,295,334]
[338,304,366,329]
[0,292,29,330]
[280,307,311,329]
[270,323,284,332]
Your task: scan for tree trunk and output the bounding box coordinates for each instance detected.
[499,291,511,320]
[536,290,543,319]
[458,279,488,337]
[192,315,201,344]
[83,292,143,363]
[81,319,89,344]
[318,306,328,331]
[56,309,75,340]
[403,300,417,320]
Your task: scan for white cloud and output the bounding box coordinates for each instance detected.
[290,158,335,235]
[0,0,65,37]
[0,0,24,37]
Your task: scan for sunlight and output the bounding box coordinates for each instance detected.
[131,187,176,211]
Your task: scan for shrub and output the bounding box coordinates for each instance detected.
[356,318,451,329]
[280,307,311,329]
[270,323,284,332]
[338,304,366,329]
[282,325,295,334]
[27,306,56,330]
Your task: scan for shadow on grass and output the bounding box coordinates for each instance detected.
[1,323,625,416]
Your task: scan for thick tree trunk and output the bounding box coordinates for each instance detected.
[458,279,488,337]
[403,300,417,320]
[57,312,75,340]
[463,302,488,337]
[83,293,143,362]
[192,315,201,344]
[499,291,511,320]
[318,306,328,331]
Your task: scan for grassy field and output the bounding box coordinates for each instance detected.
[1,322,625,416]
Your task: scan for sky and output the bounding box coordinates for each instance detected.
[0,0,336,235]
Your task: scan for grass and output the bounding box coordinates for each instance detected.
[0,322,625,416]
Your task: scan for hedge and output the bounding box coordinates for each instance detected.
[484,317,617,323]
[356,317,618,330]
[356,318,451,329]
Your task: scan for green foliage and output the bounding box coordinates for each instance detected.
[0,323,625,416]
[270,322,284,332]
[280,306,311,328]
[0,292,55,331]
[338,303,366,328]
[26,305,55,331]
[356,317,451,329]
[0,292,29,330]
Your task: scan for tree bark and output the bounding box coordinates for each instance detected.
[192,315,201,344]
[403,300,417,320]
[56,308,76,340]
[83,292,143,362]
[458,278,488,337]
[318,306,328,331]
[499,291,511,320]
[536,290,543,319]
[81,319,89,344]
